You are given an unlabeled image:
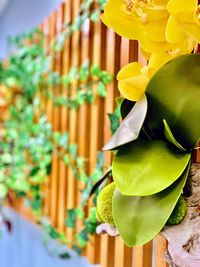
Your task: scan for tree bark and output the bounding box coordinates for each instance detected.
[162,163,200,267]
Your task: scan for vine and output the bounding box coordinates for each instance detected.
[0,0,115,258]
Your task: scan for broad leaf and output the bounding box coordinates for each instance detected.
[103,94,147,151]
[146,54,200,149]
[113,164,190,247]
[112,139,191,196]
[163,120,186,152]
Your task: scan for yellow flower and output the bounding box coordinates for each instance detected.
[101,0,169,43]
[117,36,195,102]
[117,62,153,101]
[167,0,200,43]
[145,38,196,70]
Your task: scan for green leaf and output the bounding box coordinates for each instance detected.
[108,113,120,134]
[65,209,77,229]
[97,82,107,97]
[90,10,101,22]
[91,64,101,76]
[163,120,186,152]
[69,143,77,159]
[76,229,89,247]
[103,94,147,151]
[59,252,70,259]
[112,139,191,196]
[113,164,190,247]
[100,71,112,84]
[80,60,89,81]
[146,54,200,149]
[48,227,60,239]
[0,184,8,198]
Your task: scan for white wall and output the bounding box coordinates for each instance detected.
[0,208,100,267]
[0,0,62,58]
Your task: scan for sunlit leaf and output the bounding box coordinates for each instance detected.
[146,54,200,149]
[112,139,191,196]
[113,164,190,247]
[103,94,147,151]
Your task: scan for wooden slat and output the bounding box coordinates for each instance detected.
[57,2,67,232]
[49,11,58,226]
[15,1,180,267]
[154,236,168,267]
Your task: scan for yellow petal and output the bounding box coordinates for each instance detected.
[140,38,170,53]
[145,17,168,42]
[140,47,151,60]
[166,16,187,43]
[102,0,169,42]
[101,0,143,40]
[148,38,196,70]
[148,53,173,70]
[117,62,144,80]
[167,0,197,16]
[118,76,149,101]
[142,7,169,42]
[153,0,169,5]
[178,22,200,43]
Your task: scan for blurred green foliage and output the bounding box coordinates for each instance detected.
[0,0,114,257]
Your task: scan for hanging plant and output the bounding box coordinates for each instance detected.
[94,1,200,266]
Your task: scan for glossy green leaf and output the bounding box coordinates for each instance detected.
[113,164,190,247]
[103,94,147,151]
[146,54,200,149]
[112,139,191,196]
[163,120,186,152]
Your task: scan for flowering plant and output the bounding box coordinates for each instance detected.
[95,0,200,247]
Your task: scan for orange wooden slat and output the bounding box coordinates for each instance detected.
[154,236,168,267]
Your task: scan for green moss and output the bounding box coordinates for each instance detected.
[97,182,116,226]
[167,195,187,225]
[96,207,103,222]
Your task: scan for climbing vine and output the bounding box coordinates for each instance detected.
[0,0,116,257]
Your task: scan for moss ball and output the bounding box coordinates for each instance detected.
[167,195,187,225]
[97,182,116,226]
[96,207,103,222]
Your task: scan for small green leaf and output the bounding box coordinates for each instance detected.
[91,64,101,76]
[97,82,107,97]
[69,143,77,160]
[112,139,191,196]
[65,209,77,229]
[163,120,186,152]
[63,154,70,166]
[80,60,89,81]
[59,252,70,259]
[49,227,60,239]
[90,10,101,22]
[77,229,89,247]
[0,184,8,198]
[113,164,190,247]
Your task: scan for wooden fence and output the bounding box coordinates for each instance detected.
[15,1,200,267]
